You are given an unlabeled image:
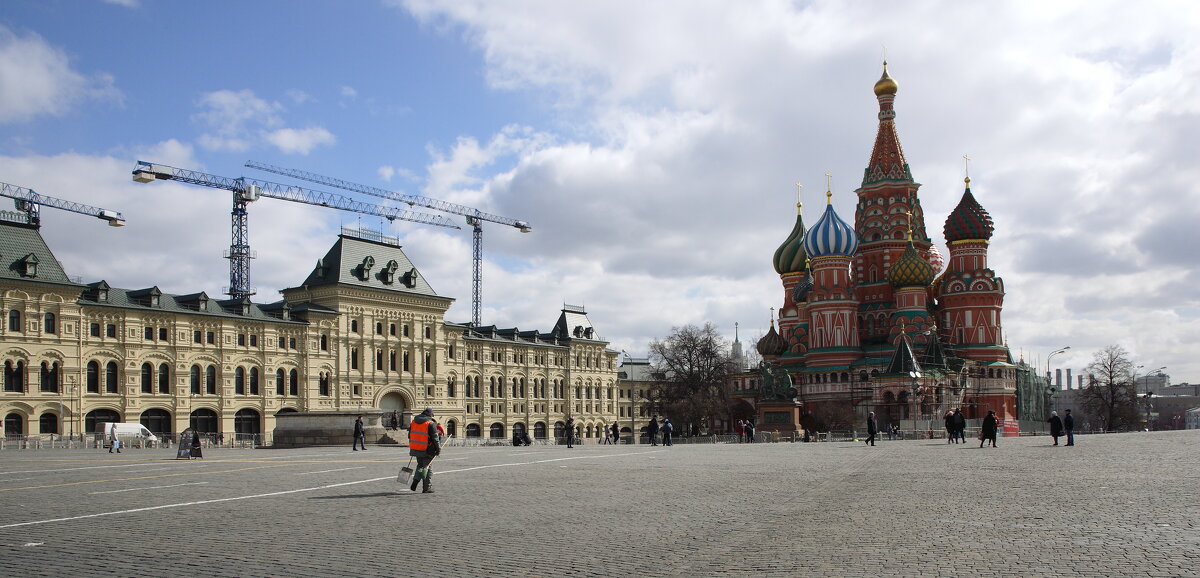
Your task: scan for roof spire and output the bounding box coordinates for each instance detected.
[905,209,913,242]
[824,173,833,204]
[963,154,972,186]
[795,182,803,214]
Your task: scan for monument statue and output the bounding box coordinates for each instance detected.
[758,361,798,401]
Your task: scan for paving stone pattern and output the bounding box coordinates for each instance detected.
[0,431,1197,577]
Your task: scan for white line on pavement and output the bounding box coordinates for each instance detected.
[296,467,366,475]
[0,463,197,476]
[0,449,660,530]
[88,482,210,495]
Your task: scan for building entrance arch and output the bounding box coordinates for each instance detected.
[380,392,407,412]
[4,413,22,437]
[190,408,219,434]
[234,408,261,435]
[85,409,121,433]
[140,408,173,435]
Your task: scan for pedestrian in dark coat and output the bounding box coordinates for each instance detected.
[352,415,367,451]
[744,419,755,443]
[647,416,660,446]
[944,411,957,444]
[408,408,441,493]
[1063,409,1076,446]
[565,417,576,448]
[953,408,967,443]
[611,424,620,445]
[980,410,998,448]
[1048,411,1064,446]
[660,417,673,446]
[865,412,877,446]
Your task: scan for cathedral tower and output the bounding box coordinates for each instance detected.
[936,178,1006,362]
[801,188,861,368]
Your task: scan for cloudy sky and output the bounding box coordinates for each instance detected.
[2,1,1197,383]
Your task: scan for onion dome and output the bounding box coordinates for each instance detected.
[888,242,936,288]
[944,179,994,242]
[925,244,944,274]
[874,61,898,96]
[802,190,860,258]
[791,268,814,303]
[772,201,808,275]
[756,320,786,357]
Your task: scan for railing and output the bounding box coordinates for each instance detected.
[0,432,274,450]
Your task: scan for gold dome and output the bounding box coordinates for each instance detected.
[874,61,898,96]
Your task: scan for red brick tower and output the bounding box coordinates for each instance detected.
[801,188,861,368]
[936,178,1006,362]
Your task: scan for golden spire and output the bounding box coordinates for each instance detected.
[824,173,833,204]
[905,209,914,242]
[795,182,803,214]
[769,307,776,327]
[963,154,972,186]
[874,60,898,96]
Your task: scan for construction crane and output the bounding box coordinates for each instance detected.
[245,160,531,327]
[132,161,459,300]
[0,181,126,228]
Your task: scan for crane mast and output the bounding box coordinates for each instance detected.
[132,161,459,299]
[245,160,532,326]
[0,181,126,227]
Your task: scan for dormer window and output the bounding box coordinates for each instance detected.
[381,260,399,284]
[404,267,419,288]
[93,281,111,303]
[281,303,291,321]
[240,298,251,316]
[315,259,328,279]
[357,256,375,281]
[20,253,38,278]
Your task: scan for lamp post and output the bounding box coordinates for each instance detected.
[1140,366,1166,429]
[909,371,922,437]
[1046,346,1070,418]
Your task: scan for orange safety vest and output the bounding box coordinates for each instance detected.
[409,420,432,452]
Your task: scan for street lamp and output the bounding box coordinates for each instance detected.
[1045,346,1070,418]
[909,371,922,436]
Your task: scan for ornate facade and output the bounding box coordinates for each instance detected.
[758,64,1031,433]
[0,219,619,442]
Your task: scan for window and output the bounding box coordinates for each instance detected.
[424,327,431,339]
[206,331,214,344]
[249,334,257,347]
[145,327,154,340]
[8,309,20,332]
[449,345,455,359]
[193,330,202,343]
[87,361,99,393]
[319,373,330,396]
[205,365,217,395]
[424,353,431,372]
[389,323,396,336]
[448,377,456,398]
[403,324,409,337]
[141,362,153,393]
[289,337,296,349]
[40,362,58,393]
[159,327,168,341]
[235,367,245,395]
[351,348,359,370]
[158,363,170,394]
[107,324,117,338]
[351,319,358,333]
[403,352,410,372]
[249,367,259,395]
[279,336,286,349]
[190,365,200,395]
[289,369,298,396]
[238,334,246,346]
[376,322,383,335]
[276,369,285,395]
[4,360,25,392]
[44,313,56,334]
[105,361,119,393]
[91,323,101,337]
[320,334,328,351]
[389,351,396,371]
[375,349,383,370]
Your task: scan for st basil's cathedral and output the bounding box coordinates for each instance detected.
[749,64,1039,436]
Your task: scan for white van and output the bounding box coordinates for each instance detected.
[99,422,159,447]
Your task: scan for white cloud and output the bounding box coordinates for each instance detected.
[378,165,396,181]
[264,126,336,155]
[286,89,315,105]
[0,25,120,124]
[103,0,140,7]
[340,86,358,98]
[192,89,282,152]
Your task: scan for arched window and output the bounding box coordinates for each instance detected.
[140,362,153,393]
[289,369,298,396]
[140,408,172,435]
[234,367,245,395]
[105,361,119,393]
[190,365,201,394]
[320,334,328,351]
[158,363,170,394]
[43,312,56,334]
[85,408,121,433]
[489,377,496,398]
[40,361,59,393]
[8,309,20,332]
[466,423,481,438]
[249,367,259,395]
[276,369,285,395]
[87,360,100,393]
[4,360,25,393]
[447,377,456,398]
[234,408,261,435]
[40,412,58,434]
[205,365,217,394]
[319,372,330,397]
[190,408,219,434]
[489,422,505,439]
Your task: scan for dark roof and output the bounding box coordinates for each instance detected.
[79,282,306,325]
[885,334,922,376]
[551,304,604,342]
[0,219,80,287]
[289,232,448,301]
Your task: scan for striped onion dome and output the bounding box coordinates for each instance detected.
[944,180,994,242]
[802,192,859,258]
[772,204,808,275]
[791,268,814,303]
[756,321,786,357]
[926,244,944,274]
[888,242,936,288]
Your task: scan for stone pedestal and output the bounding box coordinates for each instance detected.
[273,411,392,447]
[756,401,805,436]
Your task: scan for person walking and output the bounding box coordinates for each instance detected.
[864,412,877,446]
[944,410,957,444]
[407,408,441,493]
[744,419,755,443]
[980,410,998,448]
[565,417,575,448]
[611,424,620,445]
[108,422,121,453]
[647,416,660,446]
[1048,411,1064,446]
[601,424,612,445]
[953,408,967,443]
[735,419,745,443]
[352,415,367,451]
[660,417,674,446]
[1063,408,1075,446]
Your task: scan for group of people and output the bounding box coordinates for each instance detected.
[646,416,674,446]
[1047,409,1076,446]
[942,408,968,444]
[735,419,756,443]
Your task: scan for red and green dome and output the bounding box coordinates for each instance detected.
[944,181,994,242]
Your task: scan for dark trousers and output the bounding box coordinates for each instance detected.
[865,432,876,446]
[662,432,672,446]
[412,455,435,491]
[1065,430,1074,445]
[649,432,658,446]
[353,434,366,450]
[566,436,574,448]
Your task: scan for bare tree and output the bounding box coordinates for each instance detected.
[1079,345,1140,431]
[647,323,732,435]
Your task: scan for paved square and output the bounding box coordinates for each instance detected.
[1,431,1198,576]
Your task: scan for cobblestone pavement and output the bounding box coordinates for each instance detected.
[1,430,1197,577]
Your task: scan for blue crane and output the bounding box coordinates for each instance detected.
[245,160,531,327]
[0,180,126,228]
[132,161,459,300]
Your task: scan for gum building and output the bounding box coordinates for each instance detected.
[0,216,619,443]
